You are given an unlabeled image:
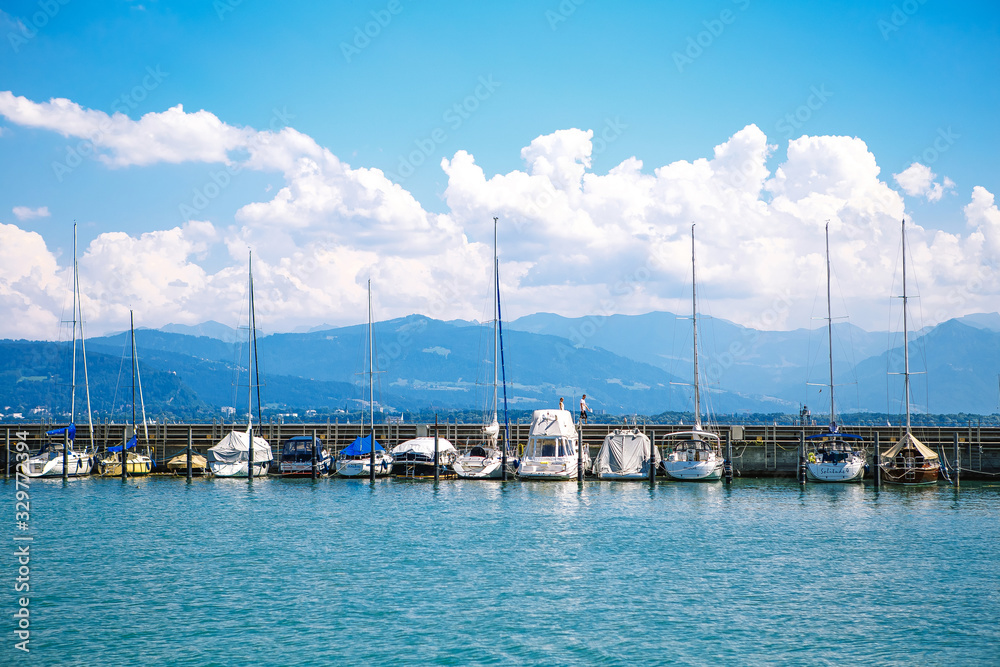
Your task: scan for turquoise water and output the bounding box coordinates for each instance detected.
[4,477,999,666]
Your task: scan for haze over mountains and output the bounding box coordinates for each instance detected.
[2,311,999,421]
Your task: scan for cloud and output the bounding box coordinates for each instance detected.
[1,90,998,339]
[893,162,956,202]
[12,206,50,221]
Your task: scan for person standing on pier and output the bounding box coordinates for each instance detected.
[579,395,590,424]
[559,397,564,411]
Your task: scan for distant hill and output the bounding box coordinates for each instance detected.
[4,311,1000,420]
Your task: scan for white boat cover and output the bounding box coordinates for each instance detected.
[207,430,274,464]
[390,437,457,457]
[527,409,577,438]
[880,431,939,462]
[593,429,659,475]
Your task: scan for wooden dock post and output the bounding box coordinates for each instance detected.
[798,431,806,485]
[872,432,881,490]
[311,429,318,480]
[724,431,733,484]
[63,429,69,481]
[953,432,960,488]
[433,415,440,483]
[186,426,193,481]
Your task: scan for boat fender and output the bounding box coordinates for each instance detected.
[807,452,816,464]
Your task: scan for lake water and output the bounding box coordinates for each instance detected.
[4,476,999,666]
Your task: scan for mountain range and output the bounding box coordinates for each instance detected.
[2,311,999,420]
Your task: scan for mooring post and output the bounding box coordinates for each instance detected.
[186,426,193,481]
[724,431,733,484]
[873,432,881,491]
[433,415,440,483]
[953,432,960,488]
[501,428,508,481]
[799,431,807,485]
[577,420,583,483]
[63,428,69,480]
[648,433,656,486]
[311,429,318,480]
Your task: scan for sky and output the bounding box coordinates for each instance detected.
[1,0,998,340]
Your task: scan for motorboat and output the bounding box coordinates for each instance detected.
[279,435,332,476]
[517,409,587,480]
[390,436,457,478]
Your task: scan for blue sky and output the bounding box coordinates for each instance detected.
[1,0,998,338]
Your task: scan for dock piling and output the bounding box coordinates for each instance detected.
[433,415,440,483]
[873,432,881,490]
[311,429,318,480]
[186,427,192,481]
[953,432,960,488]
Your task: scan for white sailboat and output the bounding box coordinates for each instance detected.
[592,428,660,480]
[207,253,273,478]
[805,222,865,483]
[879,219,940,486]
[517,409,588,480]
[20,224,94,478]
[663,224,724,482]
[335,279,392,478]
[455,217,515,479]
[99,310,153,476]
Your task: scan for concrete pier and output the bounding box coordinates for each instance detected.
[4,421,999,478]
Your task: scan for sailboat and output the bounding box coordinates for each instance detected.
[20,224,94,478]
[98,310,153,476]
[207,253,274,478]
[879,219,940,485]
[804,223,865,483]
[662,224,724,482]
[455,217,516,479]
[334,279,392,478]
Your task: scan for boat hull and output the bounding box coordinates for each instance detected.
[99,455,153,477]
[454,455,516,479]
[663,459,723,481]
[880,464,940,486]
[209,461,271,478]
[336,456,392,477]
[20,452,93,478]
[279,459,332,476]
[518,458,583,480]
[805,459,865,483]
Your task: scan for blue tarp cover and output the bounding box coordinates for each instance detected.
[339,434,384,456]
[107,435,137,452]
[46,424,76,440]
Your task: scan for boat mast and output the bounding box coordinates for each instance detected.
[691,223,702,431]
[73,223,94,446]
[901,219,911,435]
[492,217,499,428]
[128,309,135,480]
[134,334,149,441]
[70,224,78,431]
[250,253,262,431]
[825,222,836,429]
[368,279,375,481]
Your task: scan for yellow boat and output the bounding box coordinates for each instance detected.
[99,450,153,476]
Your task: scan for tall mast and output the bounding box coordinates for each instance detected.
[691,223,702,431]
[70,224,78,428]
[901,219,911,434]
[825,222,836,428]
[368,279,375,481]
[74,223,94,445]
[130,310,136,439]
[492,217,499,425]
[249,252,262,430]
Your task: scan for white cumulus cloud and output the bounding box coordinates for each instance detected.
[12,206,50,220]
[893,162,956,202]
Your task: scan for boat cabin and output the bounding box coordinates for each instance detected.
[281,436,326,463]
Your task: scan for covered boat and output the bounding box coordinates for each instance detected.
[166,451,208,476]
[518,409,587,480]
[592,428,660,480]
[279,436,331,476]
[207,428,273,478]
[335,434,392,477]
[880,431,940,486]
[390,436,457,478]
